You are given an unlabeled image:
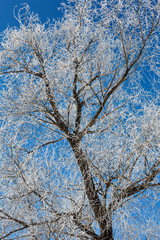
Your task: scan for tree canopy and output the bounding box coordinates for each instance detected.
[0,0,160,239]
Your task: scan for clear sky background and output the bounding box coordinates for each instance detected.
[0,0,65,32]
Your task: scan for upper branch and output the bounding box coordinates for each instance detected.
[79,17,160,139]
[73,61,84,135]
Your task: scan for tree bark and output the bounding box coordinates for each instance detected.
[69,138,114,240]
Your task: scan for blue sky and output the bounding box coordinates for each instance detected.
[0,0,65,32]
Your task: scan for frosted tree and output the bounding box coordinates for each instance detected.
[0,0,160,239]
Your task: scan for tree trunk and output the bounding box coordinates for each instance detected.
[69,139,114,240]
[100,224,113,240]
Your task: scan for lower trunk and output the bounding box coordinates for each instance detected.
[100,223,113,240]
[69,139,114,240]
